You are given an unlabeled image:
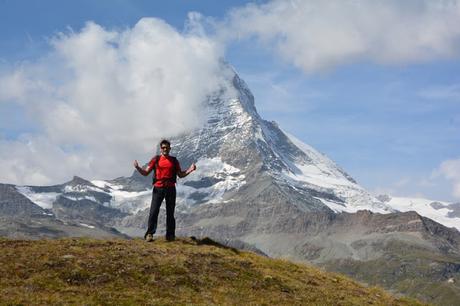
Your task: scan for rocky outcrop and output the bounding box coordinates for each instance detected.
[53,195,128,227]
[0,184,47,217]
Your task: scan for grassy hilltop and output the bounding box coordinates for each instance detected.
[0,237,424,305]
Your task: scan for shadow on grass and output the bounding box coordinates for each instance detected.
[189,236,240,254]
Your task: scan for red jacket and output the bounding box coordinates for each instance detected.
[147,155,181,187]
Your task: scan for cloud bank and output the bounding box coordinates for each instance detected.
[437,158,460,200]
[0,18,226,185]
[220,0,460,73]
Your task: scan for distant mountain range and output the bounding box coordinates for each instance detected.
[1,65,459,304]
[377,194,460,230]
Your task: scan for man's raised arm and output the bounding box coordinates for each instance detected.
[177,163,196,178]
[134,159,154,176]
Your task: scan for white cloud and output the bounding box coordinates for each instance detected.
[437,158,460,199]
[0,18,227,185]
[0,135,87,185]
[220,0,460,73]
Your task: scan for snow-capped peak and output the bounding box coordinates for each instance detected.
[170,66,394,214]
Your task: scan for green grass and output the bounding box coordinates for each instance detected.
[0,237,424,305]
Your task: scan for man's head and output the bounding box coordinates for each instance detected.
[159,139,171,156]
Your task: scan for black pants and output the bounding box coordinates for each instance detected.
[146,186,176,238]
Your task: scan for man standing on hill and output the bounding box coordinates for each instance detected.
[134,139,196,242]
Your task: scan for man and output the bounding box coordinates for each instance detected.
[134,139,196,242]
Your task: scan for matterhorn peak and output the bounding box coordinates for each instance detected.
[159,67,394,215]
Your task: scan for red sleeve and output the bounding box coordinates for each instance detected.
[146,156,157,174]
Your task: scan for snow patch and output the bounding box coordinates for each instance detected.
[178,157,246,206]
[109,189,152,213]
[15,186,59,210]
[64,184,106,194]
[62,195,98,202]
[90,180,151,214]
[387,196,460,231]
[283,132,356,189]
[91,180,123,190]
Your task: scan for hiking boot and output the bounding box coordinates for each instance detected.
[166,235,175,242]
[145,234,154,242]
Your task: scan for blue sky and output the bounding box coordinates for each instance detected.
[1,0,459,202]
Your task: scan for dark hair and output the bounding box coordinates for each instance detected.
[160,139,171,147]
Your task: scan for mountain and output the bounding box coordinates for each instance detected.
[376,194,460,231]
[1,178,127,239]
[2,65,460,304]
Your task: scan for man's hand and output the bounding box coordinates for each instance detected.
[134,160,140,169]
[183,163,196,176]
